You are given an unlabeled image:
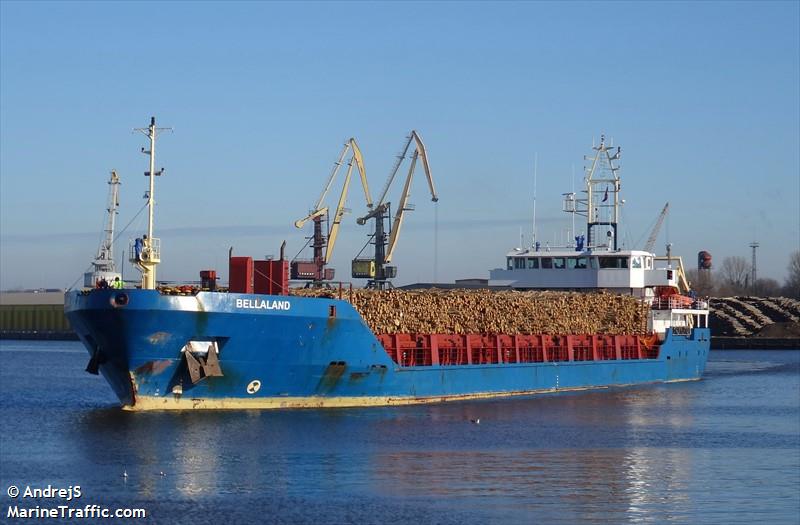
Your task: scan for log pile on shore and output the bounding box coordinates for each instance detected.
[710,296,800,337]
[290,288,648,335]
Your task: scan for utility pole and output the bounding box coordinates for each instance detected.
[749,241,759,292]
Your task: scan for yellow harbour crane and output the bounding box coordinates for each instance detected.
[353,130,438,289]
[292,138,371,285]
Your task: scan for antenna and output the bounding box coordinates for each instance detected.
[532,153,538,247]
[750,241,759,291]
[571,164,575,246]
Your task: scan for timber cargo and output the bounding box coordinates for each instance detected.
[64,122,711,410]
[293,288,650,335]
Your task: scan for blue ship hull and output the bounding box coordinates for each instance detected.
[65,289,711,410]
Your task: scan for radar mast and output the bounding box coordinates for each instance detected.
[131,116,171,289]
[563,135,622,251]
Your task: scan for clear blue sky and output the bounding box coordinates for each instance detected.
[1,1,798,290]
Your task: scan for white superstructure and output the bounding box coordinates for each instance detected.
[488,136,708,338]
[489,248,683,297]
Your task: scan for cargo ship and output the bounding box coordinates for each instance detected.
[65,122,710,410]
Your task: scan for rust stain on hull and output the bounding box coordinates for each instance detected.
[134,360,172,376]
[316,362,347,393]
[147,331,171,344]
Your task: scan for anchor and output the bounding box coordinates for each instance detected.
[183,343,224,384]
[85,348,106,375]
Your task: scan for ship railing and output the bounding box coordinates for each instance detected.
[649,297,708,311]
[128,237,161,263]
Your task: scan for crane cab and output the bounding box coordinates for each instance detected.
[351,259,376,279]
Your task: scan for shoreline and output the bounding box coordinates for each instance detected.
[0,331,78,341]
[710,337,800,350]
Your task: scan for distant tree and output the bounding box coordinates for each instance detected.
[753,278,781,297]
[686,268,714,297]
[717,256,751,295]
[783,251,800,298]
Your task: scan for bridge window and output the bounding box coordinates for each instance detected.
[599,256,629,269]
[632,256,642,269]
[590,257,598,269]
[541,257,553,269]
[514,257,526,269]
[568,257,588,269]
[553,258,566,269]
[645,257,653,269]
[599,257,615,269]
[507,257,513,270]
[527,258,539,269]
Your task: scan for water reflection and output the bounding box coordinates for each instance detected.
[623,448,694,523]
[71,385,704,503]
[51,351,798,524]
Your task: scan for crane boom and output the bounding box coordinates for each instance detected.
[295,143,350,229]
[294,208,328,229]
[384,131,438,263]
[95,170,121,271]
[315,143,351,215]
[644,202,669,253]
[375,134,414,207]
[295,138,370,229]
[410,131,438,203]
[293,138,370,283]
[349,139,372,209]
[325,159,355,263]
[385,152,417,263]
[324,138,370,264]
[353,130,438,287]
[369,130,438,214]
[83,170,122,288]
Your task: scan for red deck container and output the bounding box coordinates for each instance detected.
[254,260,289,295]
[229,257,253,293]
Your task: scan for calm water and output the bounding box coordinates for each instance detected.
[0,341,798,524]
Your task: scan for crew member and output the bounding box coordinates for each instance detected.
[134,237,143,261]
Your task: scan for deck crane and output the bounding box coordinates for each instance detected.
[292,138,371,286]
[643,202,669,253]
[646,202,690,294]
[352,130,438,289]
[83,170,122,287]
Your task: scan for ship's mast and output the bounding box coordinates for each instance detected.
[565,135,621,251]
[93,170,121,273]
[133,117,171,289]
